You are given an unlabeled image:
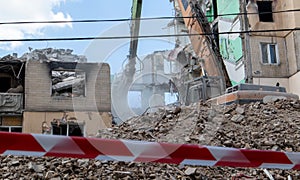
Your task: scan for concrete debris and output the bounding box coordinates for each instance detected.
[0,54,19,62]
[235,106,245,115]
[95,99,300,178]
[184,167,197,175]
[51,71,85,97]
[28,162,45,173]
[263,95,287,104]
[20,48,87,62]
[1,99,300,179]
[230,114,245,123]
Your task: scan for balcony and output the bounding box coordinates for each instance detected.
[0,93,23,113]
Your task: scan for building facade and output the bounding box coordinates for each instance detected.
[245,0,300,96]
[0,52,111,137]
[208,0,300,95]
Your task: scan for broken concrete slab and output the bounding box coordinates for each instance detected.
[263,95,287,104]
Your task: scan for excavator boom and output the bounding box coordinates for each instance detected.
[129,0,143,60]
[176,0,231,89]
[173,0,298,105]
[111,0,143,122]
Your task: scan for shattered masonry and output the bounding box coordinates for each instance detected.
[0,48,112,136]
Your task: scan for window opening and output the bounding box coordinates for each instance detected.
[261,43,279,64]
[0,77,11,92]
[0,116,22,133]
[0,126,22,132]
[51,121,84,137]
[51,70,86,97]
[257,1,273,22]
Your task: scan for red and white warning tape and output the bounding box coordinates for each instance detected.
[1,132,299,170]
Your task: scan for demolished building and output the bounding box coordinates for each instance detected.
[0,48,112,136]
[0,55,24,133]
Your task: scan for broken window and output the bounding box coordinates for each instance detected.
[0,76,11,92]
[261,43,279,64]
[51,70,86,97]
[257,1,273,22]
[51,121,84,136]
[0,61,25,93]
[0,116,22,133]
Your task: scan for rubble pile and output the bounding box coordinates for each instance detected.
[0,54,19,62]
[97,99,300,178]
[20,48,87,62]
[1,99,300,179]
[99,100,300,150]
[0,155,261,179]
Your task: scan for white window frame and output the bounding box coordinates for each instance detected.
[0,126,22,132]
[260,43,279,65]
[51,122,85,137]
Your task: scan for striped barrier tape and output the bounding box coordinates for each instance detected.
[1,132,300,170]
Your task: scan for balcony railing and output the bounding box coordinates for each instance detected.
[0,93,23,113]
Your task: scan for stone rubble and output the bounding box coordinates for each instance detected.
[1,99,300,179]
[1,48,87,63]
[20,48,87,62]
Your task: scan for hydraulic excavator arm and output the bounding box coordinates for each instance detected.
[125,0,143,83]
[175,0,232,89]
[111,0,142,122]
[173,0,298,105]
[129,0,142,60]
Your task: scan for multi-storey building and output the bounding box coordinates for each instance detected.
[0,49,111,136]
[195,0,300,95]
[207,0,300,95]
[245,0,300,95]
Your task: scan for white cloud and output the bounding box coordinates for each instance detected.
[0,0,72,51]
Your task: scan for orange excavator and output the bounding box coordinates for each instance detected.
[170,0,298,105]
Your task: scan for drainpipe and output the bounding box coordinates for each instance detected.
[240,0,253,83]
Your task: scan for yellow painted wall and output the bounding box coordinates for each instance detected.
[23,111,111,137]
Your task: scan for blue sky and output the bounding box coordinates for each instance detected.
[0,0,175,72]
[0,0,178,111]
[0,0,173,60]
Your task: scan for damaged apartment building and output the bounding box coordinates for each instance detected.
[0,48,111,136]
[204,0,300,95]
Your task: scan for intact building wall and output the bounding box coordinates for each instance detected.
[249,36,289,78]
[286,31,298,75]
[24,61,111,112]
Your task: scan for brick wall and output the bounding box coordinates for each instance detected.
[25,61,111,112]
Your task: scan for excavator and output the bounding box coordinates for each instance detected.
[172,0,298,105]
[112,0,298,122]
